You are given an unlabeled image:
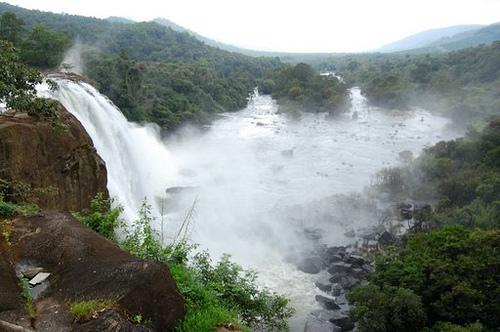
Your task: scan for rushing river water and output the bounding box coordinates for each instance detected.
[41,79,460,330]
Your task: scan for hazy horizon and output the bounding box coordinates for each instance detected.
[3,0,500,53]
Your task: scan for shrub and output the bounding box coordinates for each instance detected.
[72,193,123,241]
[348,284,426,332]
[120,200,294,331]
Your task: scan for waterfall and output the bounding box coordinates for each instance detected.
[38,78,178,223]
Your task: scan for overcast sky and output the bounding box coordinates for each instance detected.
[4,0,500,52]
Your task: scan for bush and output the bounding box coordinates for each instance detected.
[355,226,500,329]
[349,284,426,332]
[72,193,123,241]
[120,201,294,331]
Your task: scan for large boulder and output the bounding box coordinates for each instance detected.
[9,212,185,331]
[0,109,107,211]
[0,237,26,325]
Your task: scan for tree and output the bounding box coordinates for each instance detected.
[0,41,59,120]
[20,25,71,68]
[0,12,24,45]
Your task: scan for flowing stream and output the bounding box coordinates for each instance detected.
[40,78,460,330]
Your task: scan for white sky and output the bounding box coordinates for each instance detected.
[4,0,500,52]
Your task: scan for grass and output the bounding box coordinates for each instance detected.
[69,299,114,322]
[18,277,36,319]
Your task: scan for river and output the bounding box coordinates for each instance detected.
[40,80,460,330]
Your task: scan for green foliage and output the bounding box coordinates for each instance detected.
[0,40,61,124]
[119,201,294,331]
[72,193,123,241]
[69,299,114,322]
[269,63,350,115]
[319,42,500,123]
[348,284,426,332]
[18,277,35,318]
[354,226,500,329]
[0,5,283,130]
[352,119,500,330]
[20,24,71,68]
[0,11,24,44]
[0,12,71,69]
[0,194,39,218]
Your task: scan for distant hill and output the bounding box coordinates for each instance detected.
[152,17,271,56]
[428,23,500,51]
[378,25,484,52]
[105,16,135,24]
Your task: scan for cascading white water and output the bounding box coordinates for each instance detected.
[40,78,460,330]
[38,78,178,223]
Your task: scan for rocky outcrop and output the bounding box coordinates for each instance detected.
[0,237,26,325]
[7,212,185,331]
[0,109,107,211]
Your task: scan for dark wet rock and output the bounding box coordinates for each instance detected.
[335,293,348,305]
[19,266,45,279]
[361,263,374,272]
[330,313,355,331]
[338,275,360,290]
[344,230,356,238]
[331,284,343,296]
[315,295,341,310]
[315,281,332,293]
[0,237,25,323]
[72,309,149,332]
[304,316,341,332]
[281,148,294,157]
[378,231,396,245]
[297,257,324,274]
[350,268,366,278]
[328,262,352,275]
[345,255,366,267]
[10,212,185,331]
[321,246,347,262]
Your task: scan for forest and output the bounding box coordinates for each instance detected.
[0,3,346,130]
[317,43,500,126]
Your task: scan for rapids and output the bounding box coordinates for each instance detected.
[40,79,460,330]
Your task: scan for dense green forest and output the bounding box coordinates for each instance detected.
[317,42,500,125]
[349,119,500,331]
[265,63,350,115]
[0,3,348,129]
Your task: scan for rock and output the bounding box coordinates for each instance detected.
[297,257,324,274]
[330,314,355,331]
[9,212,185,331]
[315,295,340,310]
[0,109,108,211]
[331,284,343,296]
[315,281,332,293]
[281,148,294,157]
[378,231,396,245]
[345,255,366,267]
[321,246,347,262]
[350,268,366,278]
[20,267,44,279]
[338,275,360,290]
[344,230,356,238]
[304,316,341,332]
[72,309,149,332]
[328,262,352,275]
[361,263,374,273]
[0,237,24,323]
[335,293,348,305]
